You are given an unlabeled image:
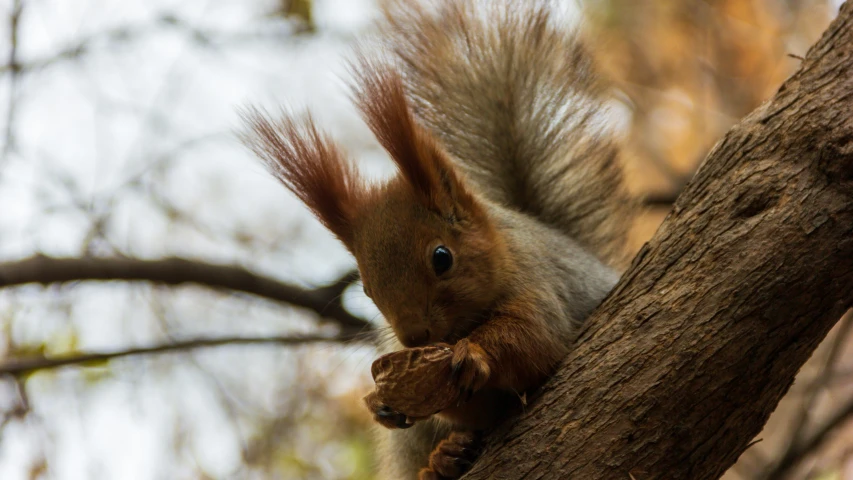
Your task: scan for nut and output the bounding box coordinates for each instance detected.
[371,345,458,417]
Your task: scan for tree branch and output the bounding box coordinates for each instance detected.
[0,255,369,331]
[0,14,297,75]
[642,190,680,207]
[465,3,853,479]
[763,395,853,480]
[2,0,22,163]
[0,333,357,376]
[762,311,853,479]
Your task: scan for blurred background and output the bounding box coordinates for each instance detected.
[0,0,849,478]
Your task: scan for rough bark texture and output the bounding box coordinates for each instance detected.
[464,4,853,480]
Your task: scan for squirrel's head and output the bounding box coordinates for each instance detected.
[243,59,506,348]
[350,152,504,348]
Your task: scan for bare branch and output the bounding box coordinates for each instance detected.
[2,0,23,163]
[0,13,314,76]
[762,311,853,479]
[642,190,680,207]
[0,255,369,331]
[0,332,360,376]
[763,394,853,480]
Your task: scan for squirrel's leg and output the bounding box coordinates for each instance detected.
[415,300,563,478]
[450,297,566,396]
[418,430,482,480]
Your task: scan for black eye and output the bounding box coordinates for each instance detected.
[432,246,453,276]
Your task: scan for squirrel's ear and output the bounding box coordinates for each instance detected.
[241,107,364,247]
[351,56,481,219]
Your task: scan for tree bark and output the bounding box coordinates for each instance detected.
[465,4,853,479]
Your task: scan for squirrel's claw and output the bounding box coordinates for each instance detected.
[418,430,482,480]
[364,390,414,429]
[447,339,491,403]
[376,405,413,429]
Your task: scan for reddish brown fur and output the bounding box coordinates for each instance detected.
[350,181,507,348]
[419,431,481,479]
[351,56,481,219]
[240,108,365,246]
[380,0,636,265]
[242,64,510,350]
[466,296,564,392]
[242,2,632,477]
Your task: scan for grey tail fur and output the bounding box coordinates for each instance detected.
[378,0,636,264]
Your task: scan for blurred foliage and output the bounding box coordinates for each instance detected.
[241,368,375,479]
[584,0,832,198]
[272,0,315,32]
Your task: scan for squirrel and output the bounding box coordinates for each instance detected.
[242,0,636,478]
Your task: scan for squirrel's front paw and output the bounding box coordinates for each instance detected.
[418,430,482,480]
[449,339,491,402]
[363,390,413,429]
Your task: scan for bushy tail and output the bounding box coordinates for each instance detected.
[378,0,636,263]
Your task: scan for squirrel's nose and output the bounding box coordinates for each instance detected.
[401,328,430,348]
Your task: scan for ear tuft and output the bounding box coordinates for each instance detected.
[240,107,364,246]
[350,53,479,217]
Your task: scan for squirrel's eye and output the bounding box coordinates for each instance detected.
[432,246,453,276]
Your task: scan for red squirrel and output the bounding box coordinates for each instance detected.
[243,1,636,478]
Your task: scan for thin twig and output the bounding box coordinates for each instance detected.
[761,311,853,480]
[2,0,22,163]
[762,398,853,480]
[642,191,680,207]
[0,332,361,376]
[0,14,309,76]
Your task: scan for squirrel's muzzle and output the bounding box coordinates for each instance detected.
[399,328,431,348]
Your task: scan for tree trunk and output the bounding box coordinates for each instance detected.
[465,3,853,479]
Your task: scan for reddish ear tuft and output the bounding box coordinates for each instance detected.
[241,107,364,246]
[351,55,478,217]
